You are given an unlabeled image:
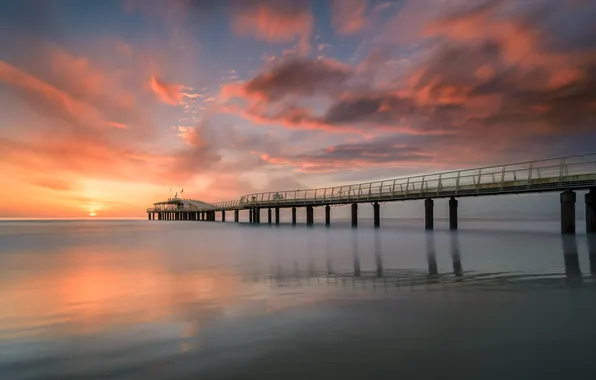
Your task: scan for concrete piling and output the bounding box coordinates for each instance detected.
[249,208,253,223]
[325,205,331,227]
[373,202,380,228]
[351,203,358,228]
[306,206,314,226]
[222,210,225,222]
[449,197,458,230]
[586,188,596,234]
[268,208,272,224]
[292,207,297,225]
[425,198,434,230]
[560,189,576,235]
[234,209,239,222]
[275,207,280,225]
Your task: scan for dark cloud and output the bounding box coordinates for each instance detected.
[244,57,353,101]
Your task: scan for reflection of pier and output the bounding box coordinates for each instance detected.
[241,232,596,290]
[147,153,596,235]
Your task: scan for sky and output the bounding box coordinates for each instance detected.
[0,0,595,218]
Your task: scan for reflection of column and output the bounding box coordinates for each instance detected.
[325,230,333,275]
[562,235,582,285]
[426,233,438,276]
[352,232,361,276]
[450,232,463,277]
[374,229,383,277]
[588,234,596,276]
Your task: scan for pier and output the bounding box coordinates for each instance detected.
[147,153,596,234]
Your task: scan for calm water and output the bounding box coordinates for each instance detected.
[1,218,596,380]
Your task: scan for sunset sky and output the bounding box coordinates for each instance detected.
[1,0,595,218]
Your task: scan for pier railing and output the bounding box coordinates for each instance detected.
[149,152,596,212]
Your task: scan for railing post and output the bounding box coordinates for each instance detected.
[420,176,425,196]
[456,171,460,194]
[527,163,533,188]
[500,166,505,189]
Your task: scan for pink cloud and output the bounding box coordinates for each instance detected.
[330,0,368,35]
[230,1,314,52]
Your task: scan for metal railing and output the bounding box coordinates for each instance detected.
[148,152,596,212]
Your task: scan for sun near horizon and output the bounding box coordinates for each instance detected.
[0,0,594,218]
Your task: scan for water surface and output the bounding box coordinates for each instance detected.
[1,218,595,379]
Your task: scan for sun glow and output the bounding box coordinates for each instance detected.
[89,212,96,217]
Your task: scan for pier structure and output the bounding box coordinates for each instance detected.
[147,153,596,234]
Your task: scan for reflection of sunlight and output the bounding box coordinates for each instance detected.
[0,248,245,339]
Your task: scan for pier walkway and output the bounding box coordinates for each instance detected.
[147,152,596,234]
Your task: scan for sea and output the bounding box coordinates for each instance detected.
[1,217,595,380]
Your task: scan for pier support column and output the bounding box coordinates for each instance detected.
[306,206,314,226]
[373,202,380,228]
[561,189,576,235]
[268,208,272,224]
[449,197,458,230]
[234,209,239,223]
[325,205,331,227]
[292,207,297,225]
[351,203,358,228]
[147,213,151,220]
[249,209,253,223]
[425,198,434,230]
[222,210,226,222]
[255,208,260,224]
[586,188,596,234]
[275,207,280,225]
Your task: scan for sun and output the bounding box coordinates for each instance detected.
[89,212,96,217]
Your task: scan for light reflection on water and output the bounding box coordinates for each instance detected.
[1,219,596,379]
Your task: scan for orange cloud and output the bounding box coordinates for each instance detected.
[149,76,187,105]
[231,1,314,52]
[0,60,107,129]
[330,0,367,35]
